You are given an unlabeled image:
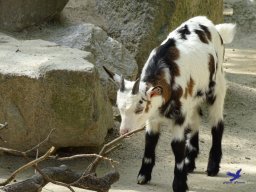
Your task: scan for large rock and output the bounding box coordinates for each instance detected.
[0,0,69,32]
[16,23,138,102]
[0,33,113,152]
[48,24,138,102]
[95,0,223,70]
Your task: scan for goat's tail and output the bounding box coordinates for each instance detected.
[215,23,236,44]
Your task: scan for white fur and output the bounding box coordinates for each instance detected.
[177,161,185,170]
[163,68,171,84]
[186,139,197,151]
[137,175,146,184]
[215,23,236,44]
[144,158,153,164]
[185,157,190,165]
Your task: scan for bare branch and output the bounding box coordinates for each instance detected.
[0,125,145,191]
[0,146,55,186]
[88,126,145,173]
[104,144,122,156]
[25,128,56,154]
[33,166,76,192]
[0,165,119,192]
[0,146,26,156]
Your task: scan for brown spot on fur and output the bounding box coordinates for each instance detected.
[199,24,212,41]
[149,69,173,103]
[188,77,195,96]
[195,29,208,44]
[208,54,215,81]
[167,46,180,61]
[157,72,172,103]
[184,77,195,99]
[172,62,180,77]
[165,46,180,78]
[172,86,183,100]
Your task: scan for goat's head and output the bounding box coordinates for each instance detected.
[103,66,164,135]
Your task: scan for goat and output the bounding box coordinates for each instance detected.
[104,16,236,192]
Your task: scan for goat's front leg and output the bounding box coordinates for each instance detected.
[171,126,188,192]
[137,120,160,184]
[185,108,201,173]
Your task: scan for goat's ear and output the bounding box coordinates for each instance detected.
[148,86,163,98]
[103,66,125,91]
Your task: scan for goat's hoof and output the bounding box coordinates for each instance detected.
[186,161,196,173]
[207,160,220,176]
[207,168,219,176]
[173,180,188,192]
[187,166,196,173]
[137,174,151,184]
[173,175,188,192]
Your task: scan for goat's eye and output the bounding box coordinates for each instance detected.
[139,100,143,104]
[135,108,143,114]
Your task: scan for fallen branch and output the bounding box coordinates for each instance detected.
[0,147,55,186]
[0,165,119,192]
[58,154,119,168]
[0,126,145,191]
[25,128,55,154]
[88,126,145,173]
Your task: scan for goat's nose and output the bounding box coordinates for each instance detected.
[120,128,130,135]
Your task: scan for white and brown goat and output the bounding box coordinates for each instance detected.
[104,16,236,192]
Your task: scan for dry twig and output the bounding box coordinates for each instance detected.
[0,146,55,186]
[58,154,119,167]
[25,128,56,154]
[88,126,145,173]
[0,126,145,192]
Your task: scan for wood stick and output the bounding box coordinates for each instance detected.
[0,147,55,186]
[0,165,119,192]
[88,126,145,173]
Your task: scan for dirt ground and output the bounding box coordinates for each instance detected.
[1,0,256,191]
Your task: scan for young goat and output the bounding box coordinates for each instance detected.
[104,16,235,192]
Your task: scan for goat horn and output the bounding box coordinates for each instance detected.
[132,77,140,95]
[120,75,125,92]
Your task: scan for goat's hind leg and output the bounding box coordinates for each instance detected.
[207,81,226,176]
[137,120,160,184]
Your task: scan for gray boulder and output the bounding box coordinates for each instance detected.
[0,0,69,32]
[45,24,138,102]
[0,33,113,152]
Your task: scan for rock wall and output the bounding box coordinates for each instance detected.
[0,33,113,152]
[0,0,69,32]
[95,0,223,70]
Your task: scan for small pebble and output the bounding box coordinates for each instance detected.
[245,157,251,160]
